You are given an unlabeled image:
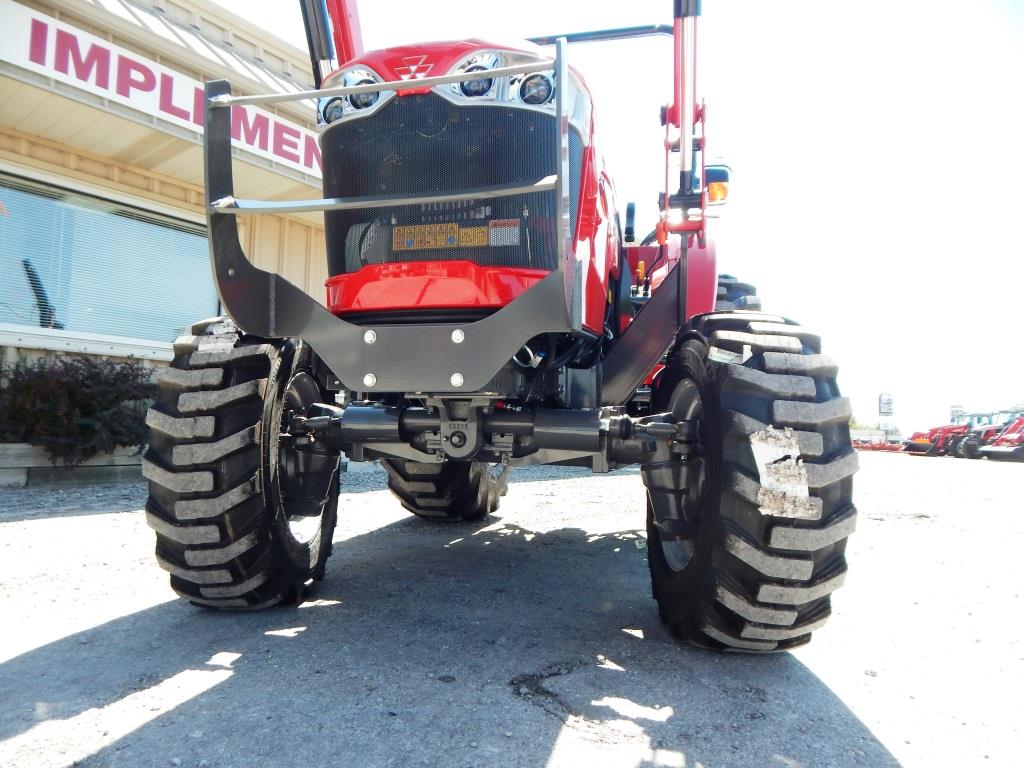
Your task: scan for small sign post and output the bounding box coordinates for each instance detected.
[878,393,894,418]
[878,393,894,440]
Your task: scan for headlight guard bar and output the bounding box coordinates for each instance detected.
[203,38,581,394]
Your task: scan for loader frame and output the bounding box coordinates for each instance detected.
[202,37,687,404]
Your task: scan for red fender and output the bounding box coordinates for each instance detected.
[640,236,719,389]
[625,235,717,322]
[684,236,717,321]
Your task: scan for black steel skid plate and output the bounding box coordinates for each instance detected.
[202,79,577,394]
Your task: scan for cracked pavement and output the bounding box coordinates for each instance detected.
[1,454,1021,767]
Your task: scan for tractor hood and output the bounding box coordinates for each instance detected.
[325,39,547,87]
[316,38,593,144]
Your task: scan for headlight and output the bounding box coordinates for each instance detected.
[450,52,500,99]
[349,80,379,110]
[519,74,553,105]
[460,65,493,98]
[319,66,384,125]
[321,97,345,123]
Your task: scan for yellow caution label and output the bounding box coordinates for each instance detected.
[458,226,489,247]
[393,223,460,251]
[391,220,520,251]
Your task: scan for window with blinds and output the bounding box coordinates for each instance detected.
[0,174,216,344]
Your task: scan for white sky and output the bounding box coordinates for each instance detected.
[214,0,1024,434]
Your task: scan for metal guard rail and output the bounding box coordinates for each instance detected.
[201,39,583,395]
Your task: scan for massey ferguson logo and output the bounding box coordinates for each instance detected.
[393,55,434,80]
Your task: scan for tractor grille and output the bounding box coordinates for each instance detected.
[321,94,582,276]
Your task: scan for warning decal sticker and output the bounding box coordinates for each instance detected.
[391,220,521,251]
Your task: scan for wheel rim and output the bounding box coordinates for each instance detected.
[658,377,706,573]
[276,371,338,545]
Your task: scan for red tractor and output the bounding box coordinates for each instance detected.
[903,422,969,457]
[905,410,1024,458]
[977,416,1024,461]
[960,410,1024,459]
[143,0,856,652]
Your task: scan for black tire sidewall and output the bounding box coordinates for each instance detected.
[261,339,339,584]
[646,337,725,634]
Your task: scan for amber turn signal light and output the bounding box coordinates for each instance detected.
[706,181,729,203]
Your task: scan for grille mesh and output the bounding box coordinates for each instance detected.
[321,94,582,276]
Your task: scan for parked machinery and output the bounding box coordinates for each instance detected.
[977,416,1024,461]
[143,0,857,652]
[904,409,1024,458]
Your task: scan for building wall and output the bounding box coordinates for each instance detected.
[0,125,329,302]
[0,0,330,368]
[0,125,328,365]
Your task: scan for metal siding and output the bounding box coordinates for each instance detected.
[284,219,310,294]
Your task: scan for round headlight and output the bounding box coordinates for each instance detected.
[460,65,493,98]
[520,74,553,105]
[322,97,345,123]
[349,80,379,110]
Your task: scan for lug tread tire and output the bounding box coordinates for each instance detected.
[709,330,805,354]
[142,458,213,494]
[947,435,965,459]
[189,344,278,368]
[146,410,216,441]
[173,334,237,355]
[701,624,777,652]
[715,297,763,312]
[182,532,260,566]
[144,317,338,610]
[155,367,224,391]
[644,313,856,652]
[740,613,831,641]
[177,380,266,414]
[382,459,509,522]
[171,426,257,467]
[773,397,853,428]
[722,410,824,458]
[769,505,858,550]
[725,465,824,520]
[703,312,788,326]
[714,584,798,625]
[714,277,760,312]
[724,532,814,580]
[763,352,838,377]
[803,451,859,491]
[173,477,260,521]
[719,364,817,399]
[155,554,232,585]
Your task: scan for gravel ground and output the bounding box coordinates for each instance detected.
[0,453,1021,768]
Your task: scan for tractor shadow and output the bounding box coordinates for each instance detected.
[0,480,899,767]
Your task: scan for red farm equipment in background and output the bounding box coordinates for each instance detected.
[903,423,969,457]
[851,439,902,453]
[141,0,857,653]
[904,409,1024,459]
[977,416,1024,461]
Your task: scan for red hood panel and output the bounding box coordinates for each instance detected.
[326,39,543,84]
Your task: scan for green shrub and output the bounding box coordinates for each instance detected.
[0,355,157,466]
